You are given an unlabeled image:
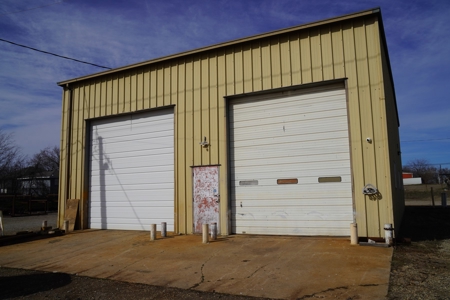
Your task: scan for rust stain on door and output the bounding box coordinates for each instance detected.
[193,166,219,234]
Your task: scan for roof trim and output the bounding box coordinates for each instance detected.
[58,8,380,86]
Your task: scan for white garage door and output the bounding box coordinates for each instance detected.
[230,84,353,236]
[89,109,174,231]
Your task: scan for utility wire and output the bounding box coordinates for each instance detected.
[0,1,69,17]
[0,38,111,69]
[401,137,450,142]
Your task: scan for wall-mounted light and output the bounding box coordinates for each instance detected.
[199,136,209,148]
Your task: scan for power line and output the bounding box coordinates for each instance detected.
[0,38,111,69]
[0,1,69,17]
[401,137,450,142]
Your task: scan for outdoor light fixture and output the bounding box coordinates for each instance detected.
[199,136,209,148]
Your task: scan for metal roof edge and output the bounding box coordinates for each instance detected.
[57,8,380,86]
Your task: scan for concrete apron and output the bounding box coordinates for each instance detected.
[0,230,392,299]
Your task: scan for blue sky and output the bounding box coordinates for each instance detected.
[0,0,449,168]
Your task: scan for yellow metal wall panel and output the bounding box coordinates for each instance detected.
[164,63,172,106]
[57,88,70,227]
[234,46,244,94]
[94,81,101,118]
[137,71,144,111]
[261,40,272,89]
[171,62,178,106]
[342,21,367,235]
[300,31,312,83]
[143,70,150,109]
[289,33,301,85]
[251,43,262,91]
[225,48,235,95]
[310,28,323,82]
[129,73,139,111]
[320,26,334,80]
[101,79,108,116]
[331,24,345,79]
[366,18,393,232]
[176,61,187,233]
[157,67,164,107]
[243,44,253,93]
[88,83,95,118]
[201,55,210,165]
[193,57,202,166]
[270,39,281,88]
[280,36,292,87]
[354,19,380,237]
[209,54,219,164]
[150,67,157,108]
[111,77,119,115]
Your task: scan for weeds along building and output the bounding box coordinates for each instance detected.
[57,8,404,238]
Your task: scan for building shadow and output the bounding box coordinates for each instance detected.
[398,206,450,241]
[0,270,71,298]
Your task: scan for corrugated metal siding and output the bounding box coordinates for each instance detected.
[59,14,398,237]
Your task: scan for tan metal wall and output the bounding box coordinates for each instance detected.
[58,12,401,237]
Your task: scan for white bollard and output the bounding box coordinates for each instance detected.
[161,222,167,238]
[150,224,157,241]
[202,224,209,244]
[350,223,358,245]
[210,222,217,240]
[63,220,69,233]
[384,223,393,245]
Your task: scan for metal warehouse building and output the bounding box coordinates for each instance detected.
[57,8,404,238]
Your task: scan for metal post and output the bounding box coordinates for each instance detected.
[384,223,393,245]
[442,193,447,207]
[41,220,48,231]
[161,222,167,238]
[350,223,358,245]
[63,220,69,233]
[202,224,209,244]
[431,187,435,206]
[210,222,217,240]
[150,224,156,241]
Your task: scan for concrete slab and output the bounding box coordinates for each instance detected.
[0,230,392,299]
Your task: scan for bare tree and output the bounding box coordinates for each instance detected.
[24,146,60,197]
[29,146,60,173]
[403,159,437,184]
[0,128,26,194]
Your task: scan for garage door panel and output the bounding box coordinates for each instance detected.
[232,152,351,169]
[90,172,173,185]
[232,88,345,112]
[89,109,174,231]
[230,85,352,236]
[232,225,350,236]
[232,107,347,130]
[90,183,173,194]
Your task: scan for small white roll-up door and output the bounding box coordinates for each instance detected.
[230,84,353,236]
[89,109,174,231]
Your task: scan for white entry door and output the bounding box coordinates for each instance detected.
[192,166,220,234]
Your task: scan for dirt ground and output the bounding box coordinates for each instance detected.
[387,205,450,300]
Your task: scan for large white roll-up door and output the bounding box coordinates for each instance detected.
[89,109,174,231]
[230,84,353,236]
